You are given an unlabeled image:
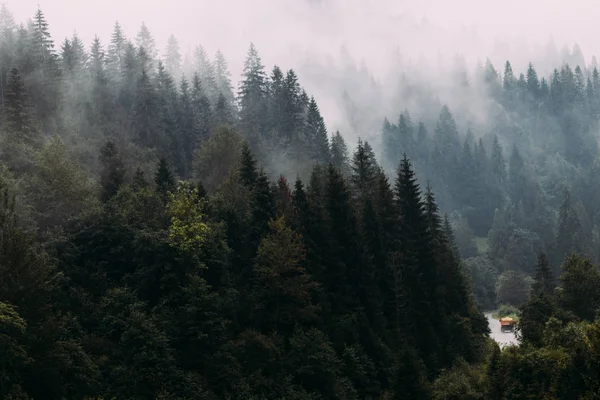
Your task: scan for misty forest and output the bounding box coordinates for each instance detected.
[2,4,600,400]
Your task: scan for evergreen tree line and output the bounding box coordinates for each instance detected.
[382,57,600,309]
[1,120,492,398]
[0,6,336,184]
[3,5,600,399]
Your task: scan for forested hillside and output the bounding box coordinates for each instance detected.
[2,5,600,399]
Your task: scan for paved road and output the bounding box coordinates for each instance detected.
[485,312,519,348]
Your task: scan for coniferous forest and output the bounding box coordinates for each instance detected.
[3,5,600,399]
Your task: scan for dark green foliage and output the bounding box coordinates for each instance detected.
[155,157,176,202]
[239,142,258,187]
[532,252,554,295]
[3,67,37,144]
[3,7,600,398]
[99,141,125,203]
[305,96,330,164]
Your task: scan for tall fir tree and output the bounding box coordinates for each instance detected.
[164,34,182,80]
[238,43,268,151]
[155,157,176,202]
[99,141,125,202]
[330,130,350,176]
[305,97,330,164]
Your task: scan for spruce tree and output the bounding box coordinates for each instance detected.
[107,21,126,80]
[214,49,235,110]
[155,157,176,202]
[239,142,258,187]
[251,217,319,334]
[238,43,268,150]
[193,45,218,103]
[29,7,55,65]
[3,67,36,144]
[305,97,330,164]
[213,92,233,127]
[164,34,181,80]
[532,252,554,295]
[503,60,515,91]
[350,139,379,202]
[99,141,125,202]
[397,110,414,156]
[526,63,540,98]
[282,69,304,141]
[178,76,196,174]
[323,164,356,314]
[330,130,350,176]
[275,175,294,221]
[394,155,439,372]
[132,67,161,149]
[135,22,157,64]
[555,188,583,264]
[190,72,212,143]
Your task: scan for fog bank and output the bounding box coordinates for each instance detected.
[8,0,599,143]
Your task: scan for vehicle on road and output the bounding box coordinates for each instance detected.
[499,317,515,333]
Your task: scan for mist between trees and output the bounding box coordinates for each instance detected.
[2,4,600,399]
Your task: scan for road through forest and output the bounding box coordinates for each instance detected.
[485,312,519,348]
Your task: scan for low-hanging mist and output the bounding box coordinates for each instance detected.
[7,0,599,143]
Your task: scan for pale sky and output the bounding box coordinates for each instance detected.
[6,0,598,78]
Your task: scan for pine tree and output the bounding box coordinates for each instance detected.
[532,252,554,295]
[135,22,157,64]
[292,177,309,232]
[323,164,357,314]
[132,67,161,149]
[397,110,414,157]
[190,73,212,143]
[508,145,526,207]
[526,63,540,99]
[3,67,36,144]
[251,217,319,334]
[486,343,503,400]
[282,69,304,142]
[305,97,330,164]
[118,41,140,110]
[503,60,515,91]
[29,7,55,65]
[69,32,87,71]
[60,38,73,71]
[267,65,285,135]
[556,187,583,264]
[99,141,125,202]
[275,175,294,221]
[164,35,181,80]
[0,5,15,40]
[350,139,379,202]
[213,91,233,127]
[250,169,277,253]
[155,157,176,202]
[394,155,439,371]
[239,142,259,187]
[330,130,350,176]
[88,35,105,76]
[155,61,181,173]
[107,21,126,80]
[193,45,218,103]
[359,195,386,331]
[238,43,268,150]
[214,49,235,110]
[490,134,506,193]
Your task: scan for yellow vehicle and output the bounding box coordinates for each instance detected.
[499,317,515,333]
